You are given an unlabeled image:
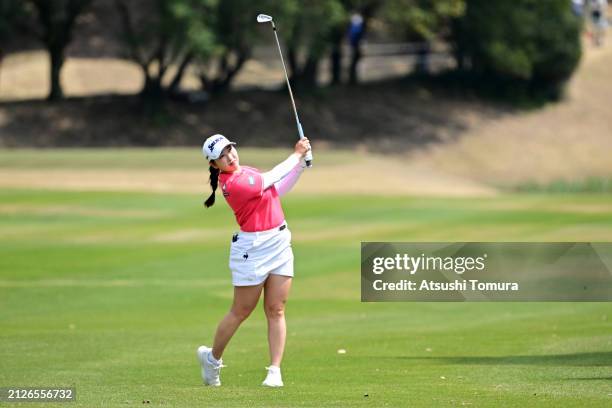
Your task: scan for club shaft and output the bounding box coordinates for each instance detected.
[270,24,313,166]
[271,26,301,130]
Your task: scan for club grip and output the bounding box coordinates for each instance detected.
[297,122,313,168]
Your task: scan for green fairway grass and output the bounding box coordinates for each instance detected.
[1,149,611,407]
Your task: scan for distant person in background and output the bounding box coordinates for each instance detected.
[572,0,585,16]
[348,12,365,84]
[590,0,608,46]
[572,0,585,17]
[348,13,365,49]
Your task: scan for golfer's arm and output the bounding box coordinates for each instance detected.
[274,160,306,196]
[262,153,302,190]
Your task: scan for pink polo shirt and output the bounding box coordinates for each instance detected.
[219,166,285,232]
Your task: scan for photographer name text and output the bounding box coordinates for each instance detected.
[371,254,518,292]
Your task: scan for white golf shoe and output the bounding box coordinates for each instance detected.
[262,365,284,387]
[197,345,224,386]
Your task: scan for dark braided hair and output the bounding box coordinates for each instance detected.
[204,165,220,208]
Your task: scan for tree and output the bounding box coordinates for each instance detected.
[196,0,285,94]
[0,0,25,79]
[284,0,346,89]
[381,0,465,74]
[115,0,217,102]
[26,0,93,101]
[0,0,23,43]
[1,1,94,101]
[452,0,582,100]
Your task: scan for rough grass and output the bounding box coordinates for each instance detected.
[1,151,612,406]
[516,178,612,194]
[413,39,612,189]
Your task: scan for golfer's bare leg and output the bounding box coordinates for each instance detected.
[212,283,264,360]
[263,275,292,367]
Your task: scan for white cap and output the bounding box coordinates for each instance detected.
[202,134,236,161]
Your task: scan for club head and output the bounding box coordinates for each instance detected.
[257,14,273,23]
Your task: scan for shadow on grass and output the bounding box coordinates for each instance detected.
[380,351,612,367]
[0,80,498,150]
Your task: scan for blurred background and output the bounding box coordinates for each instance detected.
[0,0,610,195]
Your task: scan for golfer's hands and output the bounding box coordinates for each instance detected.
[294,138,311,158]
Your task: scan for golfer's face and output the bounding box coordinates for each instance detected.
[215,145,239,172]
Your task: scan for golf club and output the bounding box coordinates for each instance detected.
[257,13,313,167]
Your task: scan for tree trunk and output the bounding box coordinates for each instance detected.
[32,0,92,101]
[139,62,165,111]
[330,36,342,85]
[141,75,163,100]
[329,24,345,85]
[168,52,194,94]
[287,46,299,85]
[0,49,4,90]
[48,45,64,101]
[302,55,319,89]
[215,50,249,93]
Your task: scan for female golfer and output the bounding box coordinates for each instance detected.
[197,134,310,387]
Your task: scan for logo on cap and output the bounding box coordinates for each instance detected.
[207,136,224,154]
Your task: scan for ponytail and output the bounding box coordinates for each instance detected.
[204,165,220,208]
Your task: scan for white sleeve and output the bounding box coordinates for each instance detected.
[274,160,306,196]
[262,153,301,190]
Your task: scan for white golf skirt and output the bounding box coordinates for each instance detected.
[229,222,294,286]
